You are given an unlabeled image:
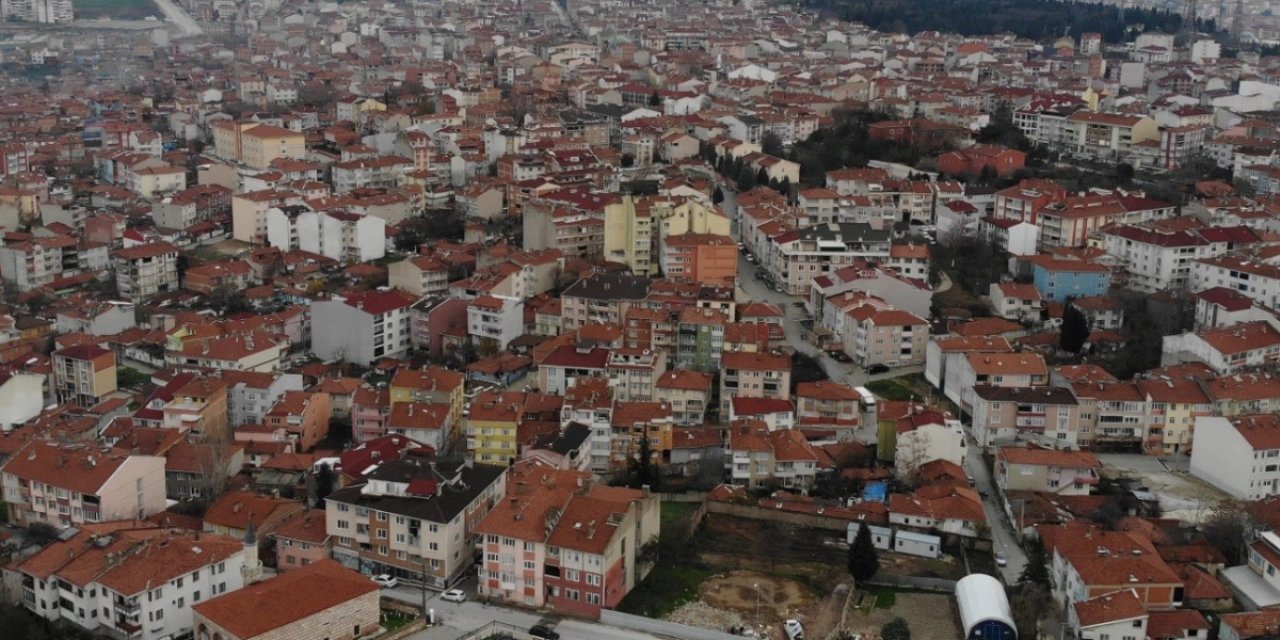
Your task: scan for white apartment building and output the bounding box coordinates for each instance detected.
[311,289,419,366]
[15,526,247,640]
[1191,414,1280,500]
[267,208,386,263]
[0,235,110,292]
[467,294,524,350]
[1192,253,1280,311]
[765,222,892,295]
[221,370,305,428]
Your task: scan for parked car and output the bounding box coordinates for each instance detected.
[783,619,806,640]
[529,624,560,640]
[441,589,466,603]
[867,364,890,374]
[371,574,398,588]
[995,553,1008,567]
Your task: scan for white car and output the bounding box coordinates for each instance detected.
[783,619,805,640]
[441,588,467,603]
[995,553,1008,567]
[371,574,398,588]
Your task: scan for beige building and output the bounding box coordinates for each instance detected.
[996,446,1101,496]
[720,350,791,414]
[326,457,506,589]
[603,196,729,276]
[213,122,307,170]
[52,343,117,407]
[842,305,928,368]
[194,559,380,640]
[388,255,451,298]
[970,386,1084,448]
[232,192,302,244]
[1,440,167,527]
[655,369,713,425]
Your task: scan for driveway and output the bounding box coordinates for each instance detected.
[964,452,1027,585]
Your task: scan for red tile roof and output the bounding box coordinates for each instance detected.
[193,559,377,638]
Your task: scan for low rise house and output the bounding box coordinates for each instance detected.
[1161,320,1280,375]
[995,447,1101,496]
[1070,589,1149,640]
[193,559,379,640]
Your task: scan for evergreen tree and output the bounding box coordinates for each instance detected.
[881,617,911,640]
[1060,302,1090,354]
[314,463,335,508]
[648,90,662,107]
[1019,537,1050,588]
[712,186,725,205]
[848,523,879,582]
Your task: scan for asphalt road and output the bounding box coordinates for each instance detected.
[384,586,658,640]
[964,450,1028,584]
[152,0,203,37]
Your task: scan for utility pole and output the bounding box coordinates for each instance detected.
[754,583,761,629]
[421,557,429,619]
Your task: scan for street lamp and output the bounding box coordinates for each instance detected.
[754,583,762,628]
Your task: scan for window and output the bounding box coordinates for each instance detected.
[587,574,601,586]
[376,512,388,522]
[587,592,601,605]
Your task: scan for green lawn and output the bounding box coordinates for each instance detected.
[74,0,160,18]
[617,501,710,617]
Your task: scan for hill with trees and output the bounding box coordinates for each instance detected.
[802,0,1193,43]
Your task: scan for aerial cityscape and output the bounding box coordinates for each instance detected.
[2,0,1280,639]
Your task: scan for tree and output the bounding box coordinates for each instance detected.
[761,131,785,157]
[195,439,235,501]
[1203,501,1253,565]
[1019,537,1050,588]
[881,617,911,640]
[848,523,880,582]
[1060,302,1090,354]
[117,367,151,389]
[624,434,661,491]
[313,463,336,508]
[648,90,662,107]
[1115,162,1135,184]
[736,166,758,191]
[1009,583,1052,640]
[712,186,725,205]
[790,352,828,392]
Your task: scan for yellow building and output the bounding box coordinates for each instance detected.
[213,121,306,170]
[603,196,730,275]
[390,366,466,444]
[466,391,523,466]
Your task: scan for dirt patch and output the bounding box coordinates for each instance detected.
[701,572,811,620]
[845,592,958,640]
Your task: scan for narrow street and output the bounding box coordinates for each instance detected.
[151,0,203,37]
[964,451,1028,585]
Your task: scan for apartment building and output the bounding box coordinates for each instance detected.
[16,525,247,640]
[389,366,466,442]
[948,352,1048,413]
[560,273,653,331]
[468,295,524,351]
[474,463,659,618]
[725,421,819,490]
[264,391,332,452]
[266,208,386,263]
[660,233,739,286]
[311,289,420,366]
[842,305,929,368]
[161,377,230,441]
[1,440,166,527]
[995,447,1101,496]
[766,223,892,295]
[720,350,791,414]
[326,457,506,589]
[52,344,117,407]
[970,386,1083,448]
[1191,414,1280,499]
[605,347,667,402]
[388,255,451,298]
[0,234,110,292]
[654,369,713,426]
[989,282,1045,321]
[1192,253,1280,311]
[675,306,729,373]
[331,156,414,194]
[1043,522,1182,610]
[466,391,524,466]
[1161,320,1280,375]
[212,122,306,170]
[232,192,302,244]
[113,241,180,302]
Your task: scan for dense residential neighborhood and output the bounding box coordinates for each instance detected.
[2,1,1280,640]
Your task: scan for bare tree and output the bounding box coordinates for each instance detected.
[194,439,236,501]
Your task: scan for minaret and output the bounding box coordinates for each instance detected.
[241,517,263,584]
